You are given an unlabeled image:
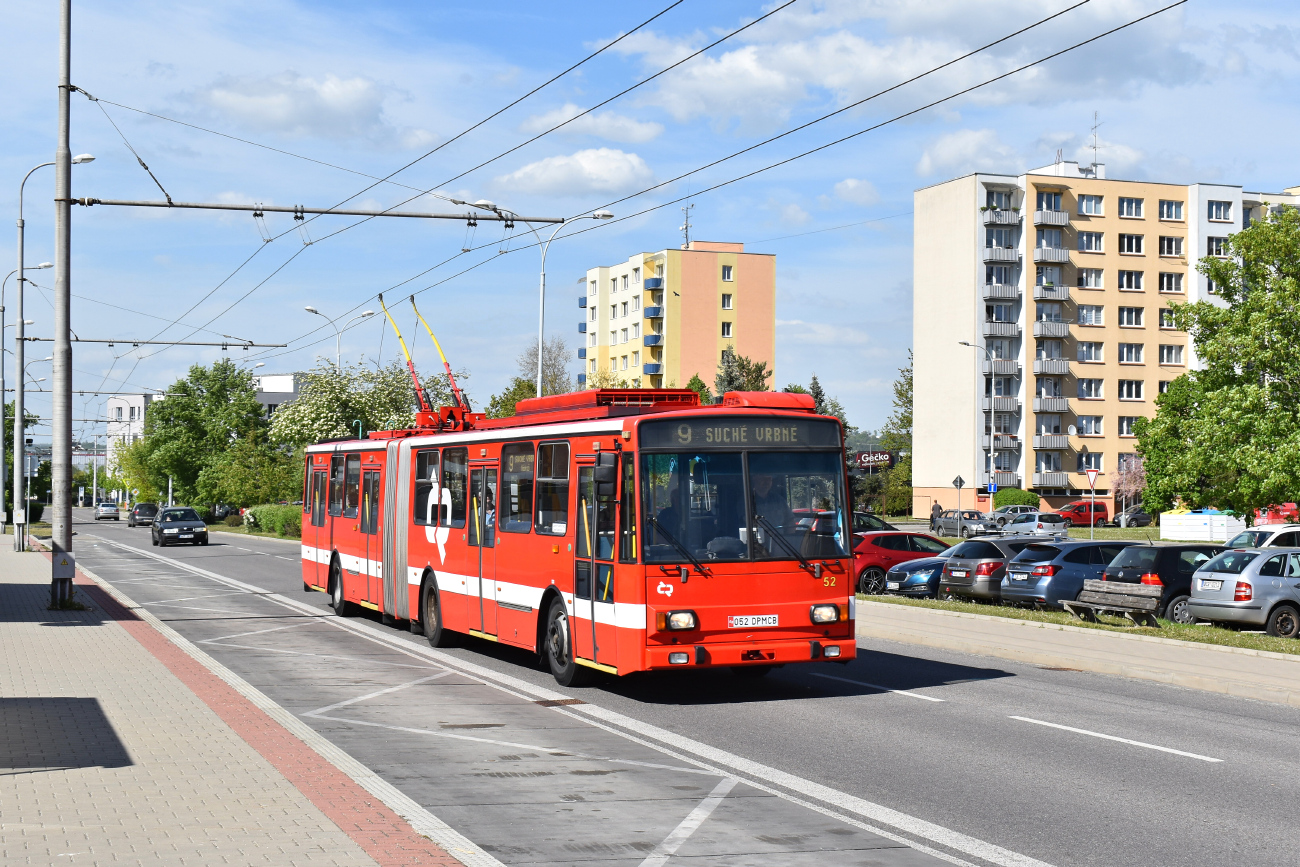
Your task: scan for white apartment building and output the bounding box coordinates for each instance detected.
[913,159,1299,516]
[105,393,155,471]
[254,373,301,416]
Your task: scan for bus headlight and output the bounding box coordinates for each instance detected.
[823,645,842,658]
[668,652,690,664]
[656,610,698,631]
[810,604,840,624]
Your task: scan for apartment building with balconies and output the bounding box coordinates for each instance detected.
[577,240,775,389]
[913,159,1299,516]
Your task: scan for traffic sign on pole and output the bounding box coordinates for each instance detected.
[1086,468,1099,488]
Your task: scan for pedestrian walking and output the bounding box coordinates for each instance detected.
[930,502,942,533]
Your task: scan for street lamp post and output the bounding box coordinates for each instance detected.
[517,210,613,399]
[3,263,48,528]
[304,307,375,369]
[959,341,998,509]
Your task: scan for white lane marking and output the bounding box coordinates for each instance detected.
[304,673,452,717]
[812,672,946,702]
[200,640,435,670]
[144,591,248,605]
[638,777,738,867]
[276,556,294,561]
[85,534,1049,867]
[144,602,248,615]
[1009,717,1223,763]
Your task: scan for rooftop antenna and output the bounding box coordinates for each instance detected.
[680,203,694,249]
[377,293,433,415]
[1090,110,1103,173]
[410,295,468,411]
[1055,148,1063,166]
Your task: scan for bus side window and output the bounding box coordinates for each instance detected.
[413,449,439,526]
[442,448,468,529]
[619,452,637,562]
[534,442,569,536]
[302,458,312,513]
[329,455,345,517]
[500,443,535,533]
[343,455,361,519]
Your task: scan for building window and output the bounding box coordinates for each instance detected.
[609,330,617,345]
[1159,310,1176,329]
[721,293,733,310]
[1159,344,1184,365]
[1118,307,1144,327]
[1077,268,1103,289]
[1118,342,1144,363]
[621,301,628,318]
[987,189,1014,209]
[721,265,734,281]
[1037,377,1062,398]
[1159,272,1183,293]
[116,407,124,420]
[1036,228,1063,248]
[1206,278,1220,295]
[589,307,596,321]
[987,227,1016,248]
[986,265,1014,284]
[1207,237,1229,257]
[986,376,1015,397]
[1078,231,1103,253]
[656,263,664,277]
[1037,414,1062,435]
[589,280,597,295]
[589,333,596,346]
[633,267,640,283]
[1077,415,1103,436]
[590,359,597,372]
[1118,379,1145,400]
[610,304,617,320]
[621,328,629,344]
[1078,194,1103,215]
[990,338,1014,359]
[721,322,733,338]
[1036,339,1062,359]
[621,275,629,290]
[1036,302,1063,322]
[1159,380,1171,394]
[1118,271,1144,291]
[1077,452,1103,472]
[1077,341,1103,362]
[619,355,627,370]
[1037,451,1062,473]
[1118,234,1144,254]
[629,322,638,339]
[1158,236,1183,256]
[1037,191,1062,210]
[610,278,617,293]
[987,303,1016,323]
[632,296,640,312]
[1077,378,1103,399]
[1036,266,1061,286]
[1078,304,1104,326]
[1158,200,1183,220]
[1118,417,1138,437]
[1118,197,1144,218]
[993,413,1015,434]
[1207,200,1233,222]
[632,351,640,366]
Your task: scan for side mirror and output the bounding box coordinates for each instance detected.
[593,453,617,499]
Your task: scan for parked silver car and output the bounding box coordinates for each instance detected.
[934,510,999,538]
[1188,548,1300,637]
[984,504,1038,527]
[1000,511,1068,536]
[1225,524,1300,548]
[939,535,1039,602]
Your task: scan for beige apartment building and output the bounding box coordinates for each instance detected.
[913,160,1299,517]
[578,241,775,390]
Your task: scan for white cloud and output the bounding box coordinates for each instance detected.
[519,103,663,143]
[833,178,879,205]
[781,203,811,225]
[916,128,1021,177]
[494,148,653,196]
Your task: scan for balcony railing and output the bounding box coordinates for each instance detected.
[1033,358,1070,375]
[577,348,587,359]
[1033,397,1070,412]
[643,306,664,318]
[1033,472,1069,488]
[981,397,1020,412]
[982,246,1020,263]
[980,472,1022,488]
[981,359,1021,376]
[982,283,1020,300]
[1033,435,1069,450]
[981,209,1021,225]
[577,373,587,386]
[982,321,1020,338]
[642,334,663,346]
[1033,320,1069,338]
[577,322,587,333]
[1033,284,1070,301]
[1033,246,1071,264]
[981,434,1021,450]
[643,277,664,290]
[642,363,663,375]
[578,296,587,308]
[1034,209,1070,226]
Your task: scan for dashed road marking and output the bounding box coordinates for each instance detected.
[1010,716,1222,762]
[812,672,947,702]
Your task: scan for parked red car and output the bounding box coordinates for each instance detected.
[1058,501,1108,527]
[853,532,951,594]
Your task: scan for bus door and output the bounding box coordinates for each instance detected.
[575,453,617,668]
[307,464,328,586]
[360,469,382,605]
[467,464,498,636]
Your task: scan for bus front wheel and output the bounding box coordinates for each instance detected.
[329,561,355,617]
[545,597,592,688]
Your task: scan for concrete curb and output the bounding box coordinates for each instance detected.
[856,600,1300,709]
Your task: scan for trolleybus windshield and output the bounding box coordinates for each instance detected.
[641,450,848,564]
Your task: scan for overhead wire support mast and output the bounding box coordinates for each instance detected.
[72,198,565,223]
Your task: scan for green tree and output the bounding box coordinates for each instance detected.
[196,430,302,506]
[1137,208,1300,517]
[877,351,913,515]
[486,377,537,419]
[715,347,771,395]
[686,374,713,405]
[516,335,573,397]
[3,402,40,514]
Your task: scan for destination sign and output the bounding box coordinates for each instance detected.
[638,417,841,450]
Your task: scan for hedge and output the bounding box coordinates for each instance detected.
[244,504,302,538]
[993,488,1041,508]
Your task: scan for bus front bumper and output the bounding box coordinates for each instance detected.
[645,635,857,670]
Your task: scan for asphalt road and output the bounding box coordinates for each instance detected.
[72,510,1300,867]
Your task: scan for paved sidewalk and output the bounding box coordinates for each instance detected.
[0,535,462,866]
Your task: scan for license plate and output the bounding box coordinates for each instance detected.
[950,569,968,578]
[179,534,193,539]
[728,614,778,628]
[1200,579,1222,592]
[886,582,900,590]
[1010,572,1028,581]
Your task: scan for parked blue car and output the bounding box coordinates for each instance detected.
[1000,540,1137,608]
[884,550,955,598]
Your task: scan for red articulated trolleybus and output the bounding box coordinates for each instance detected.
[301,388,857,685]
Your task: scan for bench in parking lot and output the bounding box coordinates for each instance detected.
[1061,579,1163,628]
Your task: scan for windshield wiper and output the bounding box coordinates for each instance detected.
[753,512,812,570]
[647,515,708,575]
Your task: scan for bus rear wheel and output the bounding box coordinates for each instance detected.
[423,583,458,648]
[545,597,592,688]
[329,561,355,617]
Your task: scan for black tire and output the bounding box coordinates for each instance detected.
[303,581,313,593]
[1266,605,1300,638]
[151,533,158,546]
[858,567,886,595]
[200,537,209,546]
[1062,518,1074,528]
[544,597,593,687]
[422,581,459,648]
[960,527,972,538]
[731,665,774,678]
[1163,594,1193,624]
[329,560,355,617]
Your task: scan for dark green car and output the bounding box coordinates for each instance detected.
[152,507,209,547]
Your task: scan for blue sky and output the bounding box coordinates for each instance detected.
[3,0,1298,445]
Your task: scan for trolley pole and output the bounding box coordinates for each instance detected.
[50,0,75,603]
